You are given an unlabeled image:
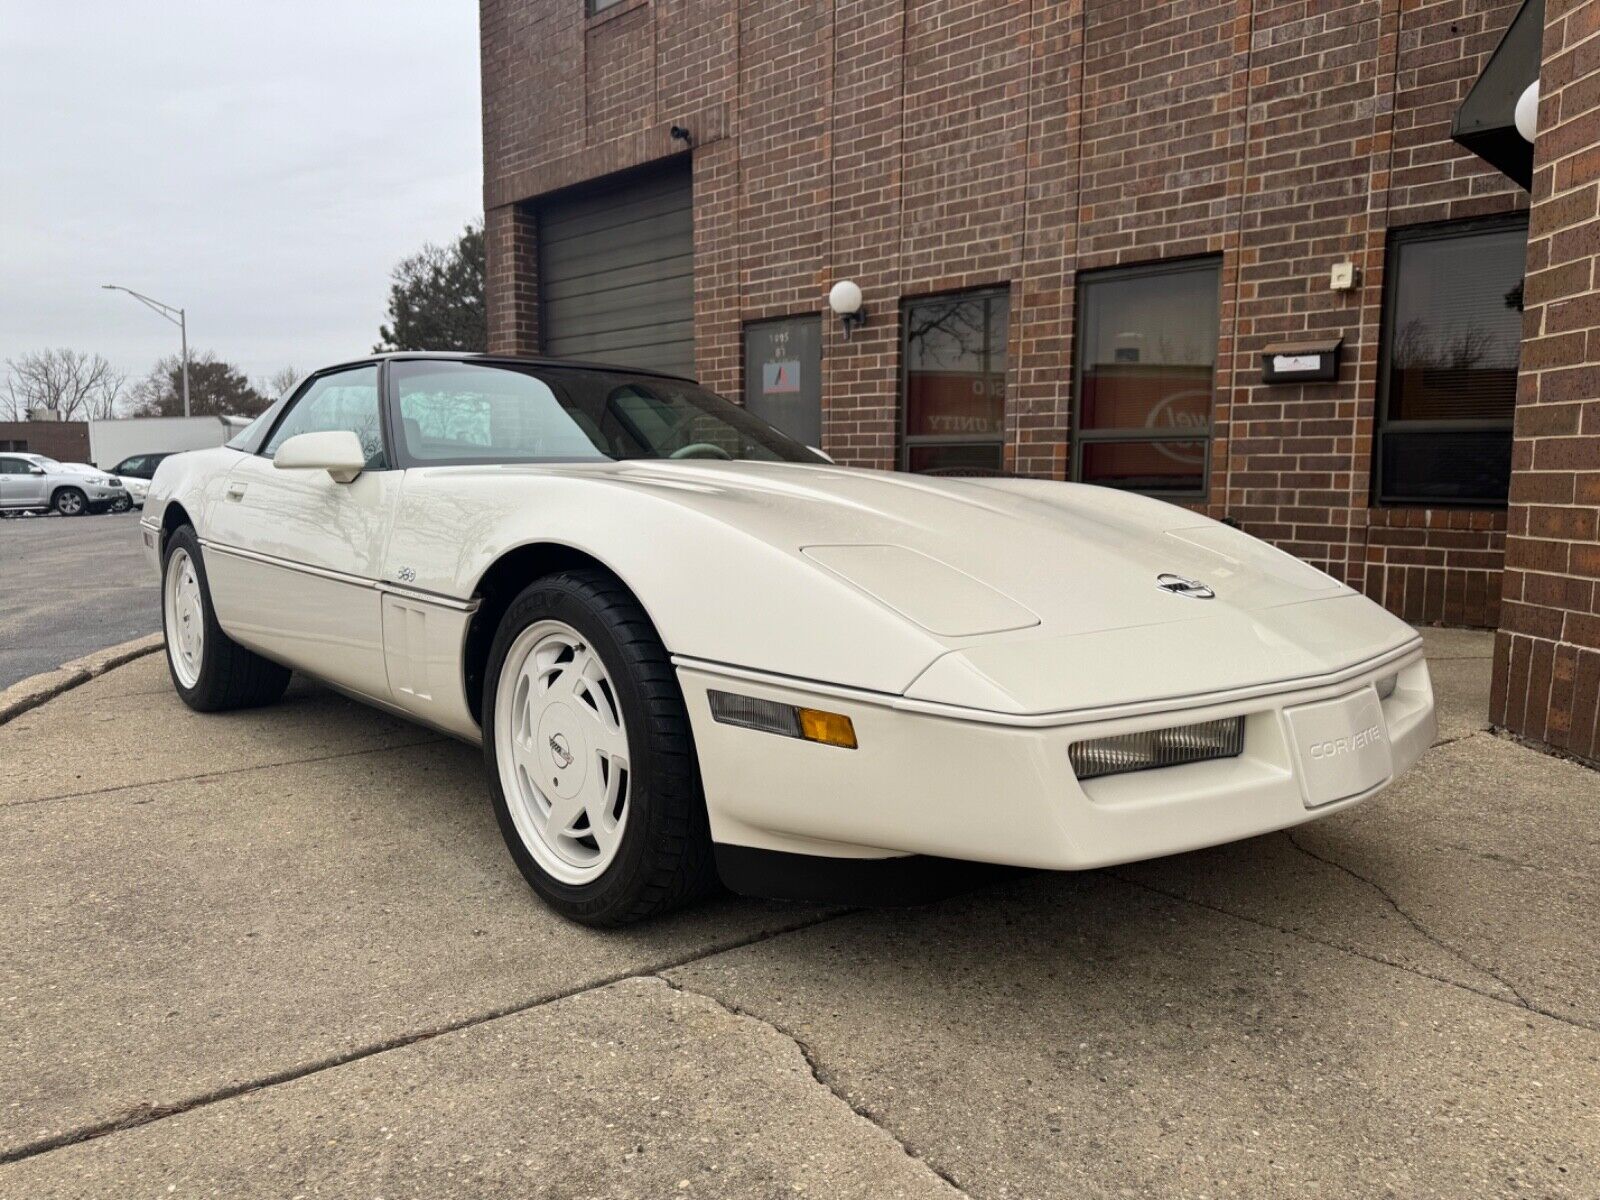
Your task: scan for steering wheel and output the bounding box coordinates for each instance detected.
[669,442,734,461]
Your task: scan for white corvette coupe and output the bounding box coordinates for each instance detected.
[143,353,1436,925]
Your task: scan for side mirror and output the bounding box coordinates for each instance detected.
[273,430,366,483]
[29,466,45,476]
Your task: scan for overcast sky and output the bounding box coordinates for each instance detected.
[1,1,481,394]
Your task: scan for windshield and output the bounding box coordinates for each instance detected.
[28,456,60,469]
[392,360,825,466]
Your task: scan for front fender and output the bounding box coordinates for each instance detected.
[144,447,246,551]
[386,469,951,695]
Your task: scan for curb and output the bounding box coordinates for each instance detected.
[0,634,165,727]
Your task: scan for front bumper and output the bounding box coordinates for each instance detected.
[82,482,129,507]
[678,644,1435,870]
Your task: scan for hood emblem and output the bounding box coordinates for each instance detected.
[1156,573,1215,600]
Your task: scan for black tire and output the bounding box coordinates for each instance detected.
[483,570,718,926]
[161,525,292,712]
[53,487,87,516]
[109,495,132,513]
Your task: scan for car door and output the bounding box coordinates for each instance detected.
[201,363,402,699]
[0,456,49,509]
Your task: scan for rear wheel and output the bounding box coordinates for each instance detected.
[483,570,717,926]
[162,525,291,711]
[53,487,86,516]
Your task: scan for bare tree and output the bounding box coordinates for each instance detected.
[255,365,302,400]
[1392,318,1503,371]
[4,349,125,420]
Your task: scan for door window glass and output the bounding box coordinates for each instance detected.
[744,316,823,447]
[262,366,385,467]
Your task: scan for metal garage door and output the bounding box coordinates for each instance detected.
[538,161,695,378]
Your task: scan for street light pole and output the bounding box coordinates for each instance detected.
[102,285,190,417]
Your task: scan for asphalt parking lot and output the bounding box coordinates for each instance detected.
[0,511,157,689]
[1,628,1597,1197]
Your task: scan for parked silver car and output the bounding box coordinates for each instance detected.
[0,452,131,516]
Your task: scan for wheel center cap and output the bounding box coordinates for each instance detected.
[548,731,574,770]
[536,703,587,798]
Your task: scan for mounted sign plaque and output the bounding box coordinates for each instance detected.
[1261,337,1342,384]
[744,315,822,447]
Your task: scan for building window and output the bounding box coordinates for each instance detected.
[1376,216,1527,507]
[0,440,26,452]
[588,0,626,14]
[1073,257,1220,498]
[902,290,1009,475]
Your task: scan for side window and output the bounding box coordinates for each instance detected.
[902,290,1010,476]
[0,457,25,475]
[262,366,386,467]
[1375,216,1526,506]
[1073,257,1221,498]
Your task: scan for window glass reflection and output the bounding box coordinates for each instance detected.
[1074,260,1219,496]
[903,291,1008,475]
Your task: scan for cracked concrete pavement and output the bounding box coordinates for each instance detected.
[2,627,1598,1197]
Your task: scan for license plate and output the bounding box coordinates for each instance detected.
[1284,688,1393,808]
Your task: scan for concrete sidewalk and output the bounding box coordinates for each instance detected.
[2,630,1597,1197]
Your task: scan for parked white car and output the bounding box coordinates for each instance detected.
[107,453,177,508]
[0,453,130,515]
[142,353,1436,925]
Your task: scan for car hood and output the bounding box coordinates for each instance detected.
[578,459,1353,628]
[431,459,1418,713]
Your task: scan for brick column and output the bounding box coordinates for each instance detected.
[485,201,540,355]
[1491,0,1600,762]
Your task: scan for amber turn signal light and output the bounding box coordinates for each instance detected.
[708,690,858,749]
[797,707,858,749]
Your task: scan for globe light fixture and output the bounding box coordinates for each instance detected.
[828,280,866,338]
[1514,80,1539,143]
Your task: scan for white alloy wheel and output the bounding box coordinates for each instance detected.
[164,547,206,688]
[495,619,632,885]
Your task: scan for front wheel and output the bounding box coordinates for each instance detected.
[483,570,717,926]
[53,487,86,516]
[109,495,132,513]
[162,526,291,711]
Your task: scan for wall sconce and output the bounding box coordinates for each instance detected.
[670,124,693,147]
[1514,81,1539,143]
[828,280,866,339]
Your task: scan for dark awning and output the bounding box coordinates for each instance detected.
[1451,0,1543,190]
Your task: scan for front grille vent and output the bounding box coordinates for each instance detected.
[1069,717,1244,781]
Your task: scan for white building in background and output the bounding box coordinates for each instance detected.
[87,415,248,469]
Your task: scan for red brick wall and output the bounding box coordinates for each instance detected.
[1492,0,1600,763]
[484,202,539,355]
[481,0,1539,631]
[0,421,89,463]
[823,0,907,469]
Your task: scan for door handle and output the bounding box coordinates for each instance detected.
[225,482,247,501]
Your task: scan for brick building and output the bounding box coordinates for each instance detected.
[480,0,1600,763]
[0,420,90,462]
